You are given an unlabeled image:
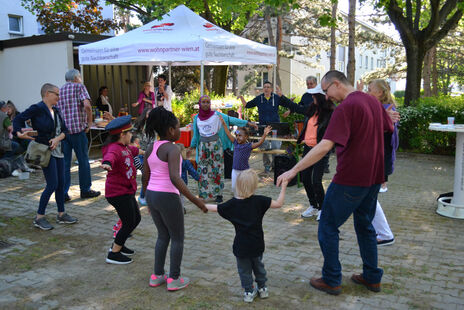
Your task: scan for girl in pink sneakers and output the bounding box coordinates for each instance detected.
[143,107,208,291]
[206,169,288,302]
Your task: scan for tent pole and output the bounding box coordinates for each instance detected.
[200,62,204,96]
[80,65,84,82]
[168,62,172,85]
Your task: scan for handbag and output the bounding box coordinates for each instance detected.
[25,140,51,167]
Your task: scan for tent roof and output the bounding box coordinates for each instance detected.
[79,5,276,66]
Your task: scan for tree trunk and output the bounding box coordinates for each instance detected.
[211,66,228,96]
[347,0,356,85]
[231,66,238,96]
[404,43,426,105]
[330,2,337,70]
[275,15,282,87]
[423,49,432,97]
[431,46,438,96]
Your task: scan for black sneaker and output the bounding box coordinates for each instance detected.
[56,213,78,224]
[33,217,54,230]
[215,195,223,203]
[121,245,135,256]
[377,238,395,246]
[80,190,101,199]
[64,194,71,202]
[106,251,133,264]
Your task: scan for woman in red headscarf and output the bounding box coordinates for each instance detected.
[190,95,257,203]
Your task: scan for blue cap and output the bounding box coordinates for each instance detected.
[105,115,133,134]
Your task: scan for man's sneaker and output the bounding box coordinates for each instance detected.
[167,276,190,291]
[106,251,132,265]
[243,288,258,302]
[377,238,395,247]
[56,213,78,224]
[138,196,147,206]
[215,196,223,203]
[310,277,341,295]
[258,287,269,299]
[11,169,21,177]
[149,274,167,287]
[316,210,321,221]
[379,186,388,193]
[80,190,101,199]
[351,274,381,292]
[33,217,54,230]
[64,194,71,202]
[301,205,318,218]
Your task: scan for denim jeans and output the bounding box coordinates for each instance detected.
[38,156,65,215]
[318,182,383,287]
[62,131,91,195]
[236,255,267,292]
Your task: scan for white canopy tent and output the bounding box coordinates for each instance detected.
[79,5,277,94]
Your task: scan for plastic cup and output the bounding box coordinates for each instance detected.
[272,130,277,137]
[19,172,30,180]
[448,117,455,125]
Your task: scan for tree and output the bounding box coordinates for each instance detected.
[21,0,122,34]
[347,0,357,84]
[330,1,338,70]
[374,0,464,105]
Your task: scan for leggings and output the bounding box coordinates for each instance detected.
[301,145,329,210]
[38,156,65,215]
[106,194,141,247]
[146,190,184,279]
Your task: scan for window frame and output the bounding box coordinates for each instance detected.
[8,15,23,35]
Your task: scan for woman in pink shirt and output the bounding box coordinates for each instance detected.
[101,115,141,265]
[132,82,155,115]
[142,107,207,291]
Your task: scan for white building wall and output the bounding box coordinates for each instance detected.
[0,0,114,40]
[0,41,74,111]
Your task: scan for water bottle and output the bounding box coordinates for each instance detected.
[95,108,99,119]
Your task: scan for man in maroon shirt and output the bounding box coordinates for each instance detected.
[277,70,395,295]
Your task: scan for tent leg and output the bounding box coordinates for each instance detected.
[168,62,172,85]
[80,65,84,82]
[273,65,276,91]
[200,62,204,96]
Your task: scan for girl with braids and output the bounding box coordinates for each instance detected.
[143,107,207,291]
[101,115,141,264]
[190,95,257,203]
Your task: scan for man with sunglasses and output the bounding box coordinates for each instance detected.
[239,81,292,173]
[277,70,396,295]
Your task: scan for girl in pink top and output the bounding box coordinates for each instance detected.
[142,107,207,291]
[131,82,155,115]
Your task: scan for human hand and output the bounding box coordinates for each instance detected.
[386,105,400,123]
[49,137,60,150]
[356,80,364,91]
[131,102,139,107]
[100,163,112,171]
[85,126,91,133]
[275,85,283,97]
[196,198,208,213]
[263,125,272,136]
[282,110,291,118]
[218,115,227,126]
[276,169,297,186]
[103,111,114,121]
[248,121,258,130]
[16,131,35,140]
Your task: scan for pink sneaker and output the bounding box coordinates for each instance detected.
[149,274,167,287]
[167,276,190,291]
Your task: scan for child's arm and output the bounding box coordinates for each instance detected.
[218,115,235,143]
[205,204,218,212]
[270,180,288,208]
[185,160,200,181]
[251,125,272,149]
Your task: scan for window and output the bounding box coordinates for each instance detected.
[365,56,368,69]
[359,54,363,68]
[257,72,269,88]
[8,15,23,34]
[371,57,374,70]
[338,46,345,62]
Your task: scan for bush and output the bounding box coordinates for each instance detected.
[397,96,464,155]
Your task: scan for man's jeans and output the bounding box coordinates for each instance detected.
[318,182,383,287]
[62,131,91,195]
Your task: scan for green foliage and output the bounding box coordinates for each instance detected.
[397,96,464,154]
[394,90,405,98]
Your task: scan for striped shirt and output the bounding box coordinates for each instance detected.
[58,82,91,134]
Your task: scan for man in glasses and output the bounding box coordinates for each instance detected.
[277,70,397,295]
[239,80,292,173]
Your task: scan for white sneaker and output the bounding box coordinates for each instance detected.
[301,205,318,218]
[11,169,21,177]
[379,187,388,193]
[243,288,258,303]
[258,287,269,298]
[316,210,321,221]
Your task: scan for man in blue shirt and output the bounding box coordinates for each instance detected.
[239,81,291,172]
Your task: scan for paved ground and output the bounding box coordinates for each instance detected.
[0,152,463,309]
